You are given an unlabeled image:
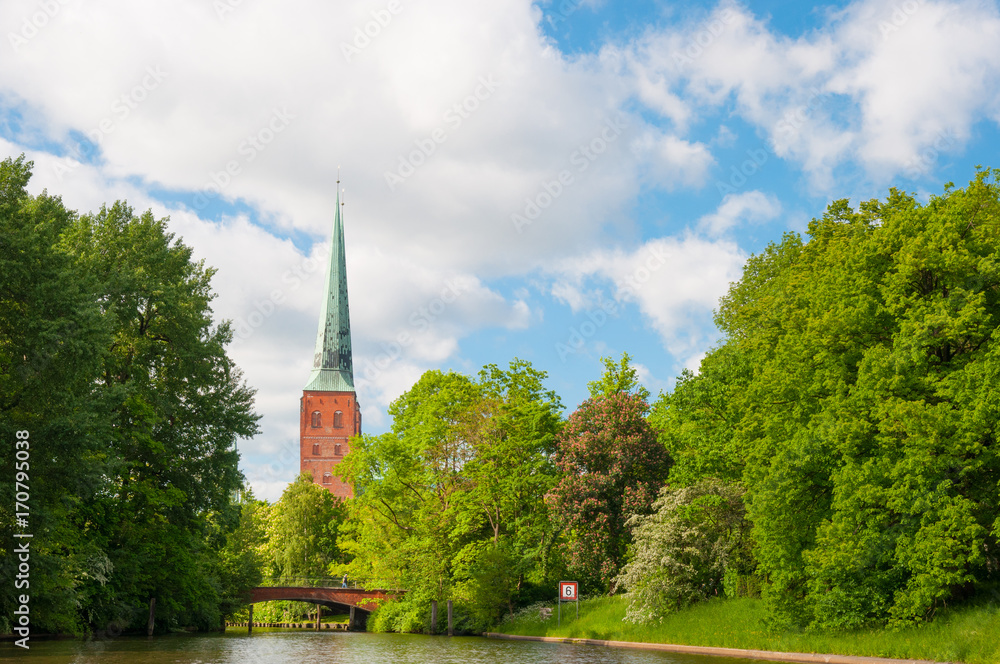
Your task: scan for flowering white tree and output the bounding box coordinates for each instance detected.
[615,478,750,623]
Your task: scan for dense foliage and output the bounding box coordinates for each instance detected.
[547,391,670,592]
[267,475,346,579]
[338,361,564,632]
[656,170,1000,628]
[0,156,260,634]
[8,154,1000,638]
[615,478,751,623]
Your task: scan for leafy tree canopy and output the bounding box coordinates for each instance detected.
[340,360,563,631]
[587,352,651,404]
[656,169,1000,628]
[0,156,260,634]
[547,391,671,592]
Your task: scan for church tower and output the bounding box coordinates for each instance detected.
[300,186,360,498]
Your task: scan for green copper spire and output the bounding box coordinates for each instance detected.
[304,187,355,392]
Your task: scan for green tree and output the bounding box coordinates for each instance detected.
[0,156,110,634]
[663,170,1000,628]
[1,158,261,634]
[587,352,651,403]
[57,201,261,631]
[451,360,563,621]
[340,360,564,631]
[615,478,751,623]
[649,343,753,487]
[546,392,671,592]
[268,474,346,579]
[218,490,269,619]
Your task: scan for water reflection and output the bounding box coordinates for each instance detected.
[0,630,773,664]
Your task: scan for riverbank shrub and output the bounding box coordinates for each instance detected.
[615,479,752,622]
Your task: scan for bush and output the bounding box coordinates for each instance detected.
[615,478,752,623]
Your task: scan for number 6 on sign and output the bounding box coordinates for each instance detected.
[557,581,579,626]
[559,581,577,600]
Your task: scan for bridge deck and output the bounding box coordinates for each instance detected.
[249,586,398,611]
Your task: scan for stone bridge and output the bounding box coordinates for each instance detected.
[246,579,401,632]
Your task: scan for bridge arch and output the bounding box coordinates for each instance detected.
[246,583,399,632]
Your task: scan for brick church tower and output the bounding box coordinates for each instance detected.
[300,186,360,498]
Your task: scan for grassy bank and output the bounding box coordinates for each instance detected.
[493,596,1000,664]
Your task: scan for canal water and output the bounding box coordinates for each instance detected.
[0,630,777,664]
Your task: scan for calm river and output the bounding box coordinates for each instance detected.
[0,630,780,664]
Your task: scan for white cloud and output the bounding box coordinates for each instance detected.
[698,190,782,236]
[615,0,1000,184]
[631,361,671,396]
[549,232,746,356]
[632,130,715,189]
[0,0,643,498]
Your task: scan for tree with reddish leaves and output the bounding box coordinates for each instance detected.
[547,390,671,593]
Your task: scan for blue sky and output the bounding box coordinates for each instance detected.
[2,0,999,499]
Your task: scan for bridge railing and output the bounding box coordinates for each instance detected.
[258,577,363,589]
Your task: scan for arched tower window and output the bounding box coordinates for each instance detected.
[311,411,321,428]
[312,443,320,456]
[334,410,343,428]
[334,443,342,456]
[322,472,332,484]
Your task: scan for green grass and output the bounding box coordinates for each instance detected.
[493,596,1000,663]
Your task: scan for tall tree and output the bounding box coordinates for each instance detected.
[340,361,564,631]
[662,170,1000,628]
[268,475,345,579]
[340,370,480,631]
[57,201,260,631]
[546,391,671,592]
[451,360,563,621]
[0,156,109,634]
[587,352,651,403]
[1,158,261,633]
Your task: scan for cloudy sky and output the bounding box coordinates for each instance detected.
[3,0,999,500]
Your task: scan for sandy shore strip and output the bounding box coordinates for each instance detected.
[483,632,945,664]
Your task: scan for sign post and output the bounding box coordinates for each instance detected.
[558,581,578,627]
